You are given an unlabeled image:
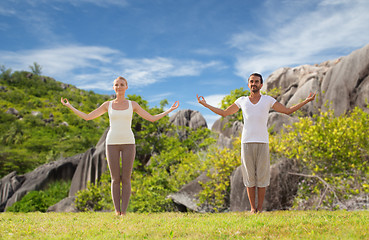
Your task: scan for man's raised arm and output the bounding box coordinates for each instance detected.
[197,94,239,117]
[272,92,316,115]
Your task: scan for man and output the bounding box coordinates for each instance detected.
[197,73,315,213]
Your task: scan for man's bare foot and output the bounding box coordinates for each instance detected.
[115,211,121,216]
[250,209,258,214]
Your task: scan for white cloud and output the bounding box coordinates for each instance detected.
[186,94,227,129]
[187,94,226,109]
[203,94,226,107]
[0,45,221,91]
[192,48,221,56]
[147,92,173,103]
[0,45,121,92]
[230,0,369,79]
[119,57,222,87]
[0,45,120,76]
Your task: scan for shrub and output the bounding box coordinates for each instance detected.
[6,180,71,212]
[74,171,113,212]
[220,87,249,124]
[75,127,215,213]
[198,138,241,212]
[270,107,369,210]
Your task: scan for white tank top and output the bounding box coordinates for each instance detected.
[106,100,135,144]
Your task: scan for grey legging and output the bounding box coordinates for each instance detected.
[106,144,136,214]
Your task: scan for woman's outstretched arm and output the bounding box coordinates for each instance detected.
[132,101,179,122]
[61,97,109,121]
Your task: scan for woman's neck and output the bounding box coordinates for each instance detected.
[115,93,126,102]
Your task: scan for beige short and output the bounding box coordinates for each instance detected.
[241,143,270,187]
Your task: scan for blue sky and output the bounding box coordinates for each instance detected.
[1,0,369,128]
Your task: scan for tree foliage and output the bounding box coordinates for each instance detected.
[270,107,369,209]
[198,138,241,212]
[4,66,368,213]
[220,87,249,123]
[29,62,42,75]
[75,126,216,213]
[0,70,110,177]
[129,127,216,212]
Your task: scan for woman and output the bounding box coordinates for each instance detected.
[61,76,179,216]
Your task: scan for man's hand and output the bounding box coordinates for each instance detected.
[306,92,316,103]
[196,94,207,106]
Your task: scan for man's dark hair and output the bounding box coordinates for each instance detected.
[248,73,263,84]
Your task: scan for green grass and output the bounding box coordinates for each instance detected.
[1,211,368,239]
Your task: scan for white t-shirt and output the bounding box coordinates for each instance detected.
[235,95,276,143]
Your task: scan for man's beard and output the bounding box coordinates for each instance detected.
[251,86,260,93]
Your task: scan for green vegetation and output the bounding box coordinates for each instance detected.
[74,172,113,212]
[2,66,368,214]
[220,87,249,123]
[0,67,110,178]
[75,126,217,213]
[199,138,241,212]
[6,180,71,213]
[270,107,369,210]
[1,211,368,239]
[29,62,42,76]
[1,65,220,213]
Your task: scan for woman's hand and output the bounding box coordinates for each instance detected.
[170,101,180,111]
[61,97,71,107]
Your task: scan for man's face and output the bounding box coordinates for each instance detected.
[248,75,263,93]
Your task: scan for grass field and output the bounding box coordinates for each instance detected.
[1,210,368,239]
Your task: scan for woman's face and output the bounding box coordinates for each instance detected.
[113,78,128,93]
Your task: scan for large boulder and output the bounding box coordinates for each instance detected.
[229,166,250,211]
[230,158,300,211]
[0,171,25,212]
[211,116,243,148]
[1,128,109,212]
[211,116,243,138]
[263,43,369,117]
[4,154,82,210]
[47,196,78,212]
[68,129,108,196]
[167,172,213,213]
[267,112,298,134]
[169,109,207,130]
[321,45,369,115]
